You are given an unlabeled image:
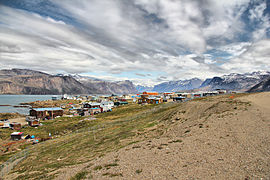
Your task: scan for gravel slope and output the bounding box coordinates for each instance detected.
[87,93,270,179]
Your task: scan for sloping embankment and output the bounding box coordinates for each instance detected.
[86,93,270,179]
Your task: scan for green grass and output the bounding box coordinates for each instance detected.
[71,171,89,180]
[136,169,142,174]
[93,165,102,171]
[7,102,180,179]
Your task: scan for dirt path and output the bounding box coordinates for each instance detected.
[85,93,270,179]
[8,117,27,125]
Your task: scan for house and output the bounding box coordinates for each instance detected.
[0,120,10,128]
[176,92,192,99]
[100,105,112,112]
[101,100,114,108]
[216,89,227,94]
[28,120,40,127]
[114,101,128,106]
[30,107,64,120]
[83,103,101,109]
[138,94,149,104]
[90,107,101,115]
[202,91,219,97]
[192,92,203,98]
[26,116,40,127]
[52,96,58,101]
[11,132,24,141]
[173,96,186,102]
[147,97,163,104]
[142,92,159,96]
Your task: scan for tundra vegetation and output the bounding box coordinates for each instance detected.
[1,93,256,179]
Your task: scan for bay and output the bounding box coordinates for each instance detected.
[0,95,61,114]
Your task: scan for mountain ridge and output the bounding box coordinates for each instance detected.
[0,69,138,95]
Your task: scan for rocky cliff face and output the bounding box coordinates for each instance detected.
[0,69,138,95]
[152,78,203,92]
[200,71,270,91]
[0,69,96,94]
[78,78,138,94]
[136,85,154,93]
[248,76,270,92]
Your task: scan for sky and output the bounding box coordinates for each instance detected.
[0,0,269,86]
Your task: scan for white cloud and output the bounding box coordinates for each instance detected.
[249,1,270,41]
[221,39,270,73]
[0,0,269,86]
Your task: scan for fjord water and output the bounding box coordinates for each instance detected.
[0,95,61,114]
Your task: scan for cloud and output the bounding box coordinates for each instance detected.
[0,0,269,86]
[248,0,270,41]
[221,39,270,73]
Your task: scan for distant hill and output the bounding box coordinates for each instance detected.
[136,85,154,93]
[199,71,270,91]
[74,75,138,94]
[0,69,138,95]
[152,78,203,93]
[135,71,270,93]
[248,76,270,92]
[0,69,96,95]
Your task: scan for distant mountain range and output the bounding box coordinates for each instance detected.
[0,69,137,95]
[248,76,270,92]
[1,69,269,95]
[200,71,270,91]
[73,74,138,95]
[152,78,203,92]
[136,71,270,93]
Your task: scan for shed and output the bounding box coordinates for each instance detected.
[173,96,186,102]
[114,101,128,106]
[90,107,101,115]
[11,132,24,141]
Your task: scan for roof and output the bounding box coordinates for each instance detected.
[32,107,63,111]
[11,132,23,135]
[91,103,101,106]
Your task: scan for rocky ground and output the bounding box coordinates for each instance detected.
[84,93,270,179]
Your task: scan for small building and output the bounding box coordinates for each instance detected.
[216,89,227,94]
[30,107,64,120]
[203,91,219,97]
[138,94,149,104]
[173,96,186,102]
[28,120,39,127]
[83,103,101,109]
[101,100,114,108]
[11,132,24,141]
[90,107,101,115]
[100,105,112,112]
[114,101,128,106]
[142,92,159,96]
[52,96,58,101]
[0,120,10,128]
[26,116,40,127]
[10,122,22,130]
[147,97,163,104]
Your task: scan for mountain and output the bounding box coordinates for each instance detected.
[200,71,270,91]
[248,76,270,92]
[73,75,138,94]
[0,69,96,95]
[136,85,154,92]
[0,69,138,95]
[152,78,203,92]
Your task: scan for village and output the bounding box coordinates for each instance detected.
[0,89,231,144]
